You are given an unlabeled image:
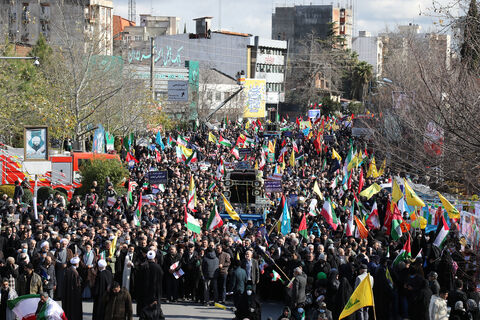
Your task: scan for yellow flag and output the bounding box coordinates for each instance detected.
[392,180,403,204]
[378,159,386,176]
[281,158,286,171]
[347,153,361,171]
[404,179,425,207]
[268,140,275,153]
[438,192,460,219]
[208,132,217,143]
[332,148,342,161]
[289,150,295,167]
[254,160,258,170]
[339,274,374,319]
[366,157,379,178]
[245,121,250,129]
[359,183,382,200]
[180,145,193,158]
[313,181,324,200]
[222,194,240,221]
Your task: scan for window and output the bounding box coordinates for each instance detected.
[207,91,213,101]
[215,92,221,101]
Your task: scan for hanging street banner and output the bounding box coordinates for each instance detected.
[243,79,266,118]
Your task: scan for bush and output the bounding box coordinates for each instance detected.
[0,185,15,198]
[22,189,33,205]
[78,159,128,196]
[37,186,68,205]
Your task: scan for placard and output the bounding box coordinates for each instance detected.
[24,126,48,161]
[265,179,282,193]
[239,148,252,156]
[148,170,168,184]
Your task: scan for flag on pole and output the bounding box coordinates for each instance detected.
[320,198,338,230]
[222,194,240,221]
[184,205,202,234]
[433,215,450,248]
[366,202,381,230]
[346,205,355,237]
[208,132,217,143]
[354,216,369,239]
[392,179,403,204]
[298,212,308,240]
[208,182,216,191]
[437,192,460,219]
[156,131,165,150]
[332,148,342,161]
[187,175,196,211]
[339,274,374,319]
[219,136,233,147]
[230,147,240,160]
[313,181,323,200]
[390,208,404,241]
[177,135,188,147]
[404,179,425,207]
[393,235,412,266]
[366,157,379,178]
[359,183,382,200]
[271,270,284,283]
[133,193,142,227]
[289,149,296,167]
[358,167,364,193]
[280,195,291,235]
[216,159,225,180]
[206,205,223,231]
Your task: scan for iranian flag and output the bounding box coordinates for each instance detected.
[393,234,411,266]
[177,135,188,147]
[258,153,266,170]
[133,192,142,227]
[346,205,355,237]
[366,202,381,230]
[184,206,201,234]
[219,136,233,147]
[433,215,450,248]
[271,270,284,283]
[231,147,240,160]
[320,198,338,230]
[298,213,308,240]
[206,205,223,231]
[215,159,225,180]
[185,150,198,165]
[8,294,67,320]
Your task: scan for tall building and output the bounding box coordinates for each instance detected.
[272,4,353,52]
[352,31,383,78]
[248,36,287,114]
[0,0,113,55]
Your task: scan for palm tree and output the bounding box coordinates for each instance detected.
[352,61,373,102]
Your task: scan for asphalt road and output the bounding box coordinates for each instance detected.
[80,300,282,320]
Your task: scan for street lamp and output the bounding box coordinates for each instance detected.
[0,56,40,66]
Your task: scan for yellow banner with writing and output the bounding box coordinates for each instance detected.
[243,79,266,118]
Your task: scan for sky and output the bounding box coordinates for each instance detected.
[113,0,456,38]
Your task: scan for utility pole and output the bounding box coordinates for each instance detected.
[150,37,155,100]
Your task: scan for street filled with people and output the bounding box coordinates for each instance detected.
[0,115,479,320]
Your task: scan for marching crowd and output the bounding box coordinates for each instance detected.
[0,115,479,320]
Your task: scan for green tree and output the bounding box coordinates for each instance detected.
[352,61,373,101]
[78,159,128,196]
[461,0,480,70]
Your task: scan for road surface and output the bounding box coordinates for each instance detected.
[80,300,282,320]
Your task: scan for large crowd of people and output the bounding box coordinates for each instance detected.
[0,115,479,320]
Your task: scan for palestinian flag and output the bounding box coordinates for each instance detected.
[167,136,174,147]
[271,270,284,283]
[219,136,233,147]
[393,235,411,266]
[320,198,338,230]
[390,207,404,241]
[8,294,67,320]
[133,192,142,227]
[184,206,201,234]
[433,215,449,248]
[298,213,308,240]
[177,135,188,147]
[206,205,223,231]
[185,150,198,165]
[366,202,381,230]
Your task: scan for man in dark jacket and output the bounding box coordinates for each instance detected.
[216,244,230,303]
[138,251,164,320]
[231,262,247,312]
[181,243,201,301]
[39,256,56,299]
[202,247,219,305]
[103,281,133,320]
[13,181,24,205]
[163,245,181,302]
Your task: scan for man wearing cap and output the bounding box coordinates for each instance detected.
[62,257,82,320]
[93,259,112,320]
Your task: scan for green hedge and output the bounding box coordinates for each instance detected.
[78,159,128,196]
[37,186,67,205]
[0,185,15,198]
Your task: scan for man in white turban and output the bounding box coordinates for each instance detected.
[62,256,82,320]
[92,259,112,320]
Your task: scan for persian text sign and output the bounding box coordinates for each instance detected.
[243,79,266,118]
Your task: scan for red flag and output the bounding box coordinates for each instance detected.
[358,167,364,193]
[184,205,188,224]
[348,169,353,190]
[384,200,393,234]
[366,202,381,230]
[313,132,322,154]
[281,139,287,147]
[296,117,300,126]
[298,213,308,240]
[126,152,138,164]
[155,150,161,162]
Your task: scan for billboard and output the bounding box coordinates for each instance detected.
[24,126,48,161]
[243,79,266,118]
[168,80,189,101]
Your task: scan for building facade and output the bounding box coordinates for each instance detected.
[0,0,113,54]
[352,31,383,78]
[248,36,287,115]
[272,4,353,52]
